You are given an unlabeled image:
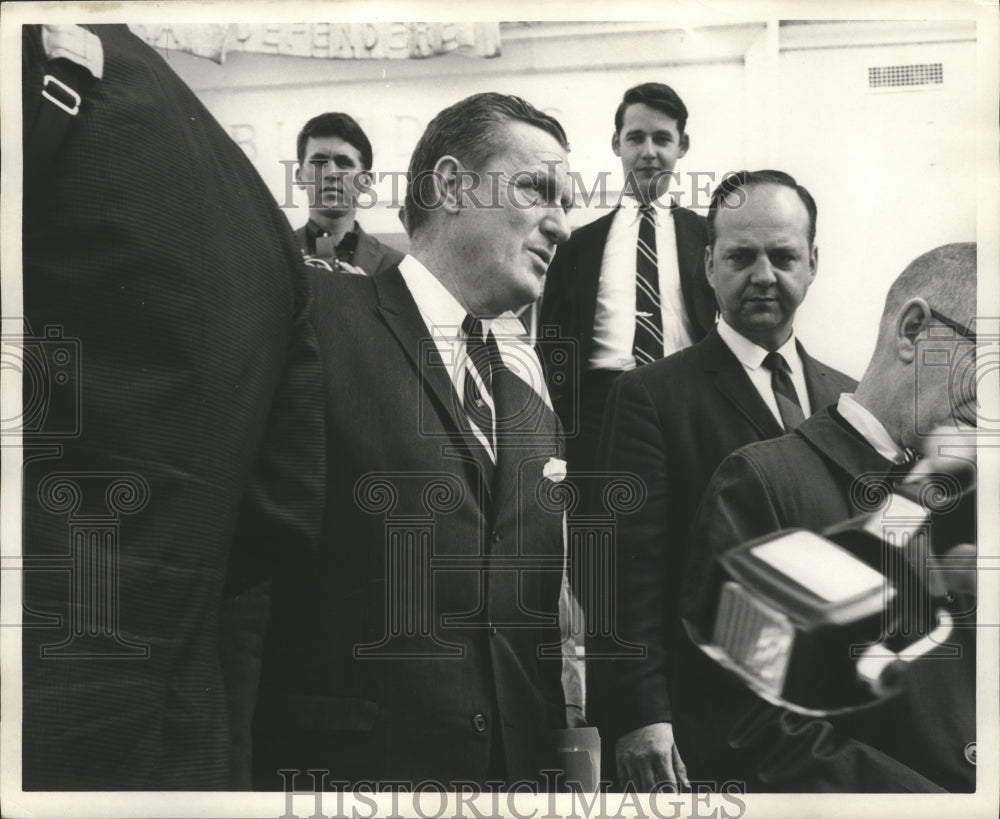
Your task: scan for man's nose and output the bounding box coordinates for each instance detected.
[749,256,777,285]
[541,207,571,245]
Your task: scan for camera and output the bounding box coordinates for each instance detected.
[685,459,975,715]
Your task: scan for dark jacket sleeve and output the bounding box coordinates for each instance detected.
[21,23,326,790]
[588,372,677,738]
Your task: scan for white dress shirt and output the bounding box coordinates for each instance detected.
[716,317,812,426]
[398,254,554,456]
[836,393,909,463]
[588,194,695,371]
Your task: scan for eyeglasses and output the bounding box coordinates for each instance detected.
[929,308,976,344]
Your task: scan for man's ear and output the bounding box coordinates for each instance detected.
[678,132,690,158]
[294,165,303,187]
[896,297,931,363]
[611,131,621,157]
[430,155,466,214]
[704,245,716,290]
[808,244,818,284]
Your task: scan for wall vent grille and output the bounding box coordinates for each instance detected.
[869,63,943,89]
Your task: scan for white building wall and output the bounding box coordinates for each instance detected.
[162,19,981,378]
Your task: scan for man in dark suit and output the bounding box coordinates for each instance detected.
[675,243,977,791]
[538,82,717,475]
[20,24,324,789]
[292,111,404,275]
[252,93,575,789]
[591,171,857,789]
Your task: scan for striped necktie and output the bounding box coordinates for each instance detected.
[762,351,806,431]
[890,447,920,477]
[632,203,664,366]
[462,314,499,461]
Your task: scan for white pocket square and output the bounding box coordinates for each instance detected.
[543,457,567,483]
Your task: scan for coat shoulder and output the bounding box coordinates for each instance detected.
[308,263,379,313]
[551,210,617,259]
[825,362,859,394]
[808,354,860,394]
[673,204,707,228]
[613,340,706,408]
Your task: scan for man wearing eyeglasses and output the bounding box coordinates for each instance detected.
[674,242,978,792]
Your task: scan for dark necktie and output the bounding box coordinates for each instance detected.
[632,203,663,366]
[762,351,805,432]
[462,314,500,461]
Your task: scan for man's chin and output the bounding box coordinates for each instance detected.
[740,307,785,327]
[508,280,543,315]
[315,205,351,218]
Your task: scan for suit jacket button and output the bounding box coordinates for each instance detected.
[472,713,488,733]
[491,530,502,544]
[964,742,976,765]
[488,621,498,635]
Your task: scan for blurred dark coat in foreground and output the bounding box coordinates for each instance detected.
[21,23,325,789]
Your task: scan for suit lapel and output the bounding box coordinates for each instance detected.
[490,342,560,513]
[351,227,378,276]
[798,340,846,415]
[353,225,395,277]
[373,268,495,490]
[797,407,896,486]
[701,329,784,438]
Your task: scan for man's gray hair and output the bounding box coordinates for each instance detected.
[403,92,569,237]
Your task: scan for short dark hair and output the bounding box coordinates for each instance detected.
[403,92,569,237]
[614,82,688,135]
[706,170,818,247]
[296,112,373,171]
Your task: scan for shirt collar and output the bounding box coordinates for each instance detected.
[397,254,471,342]
[622,191,676,224]
[836,393,908,463]
[307,217,356,238]
[396,256,551,409]
[717,317,799,372]
[306,219,359,251]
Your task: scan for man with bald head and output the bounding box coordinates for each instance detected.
[589,171,855,789]
[674,243,978,791]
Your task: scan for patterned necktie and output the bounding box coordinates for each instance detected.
[462,314,499,461]
[632,203,664,366]
[762,351,806,431]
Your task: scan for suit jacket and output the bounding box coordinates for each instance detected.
[673,408,976,792]
[251,265,567,788]
[293,221,404,275]
[537,205,718,470]
[21,24,325,789]
[588,328,857,748]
